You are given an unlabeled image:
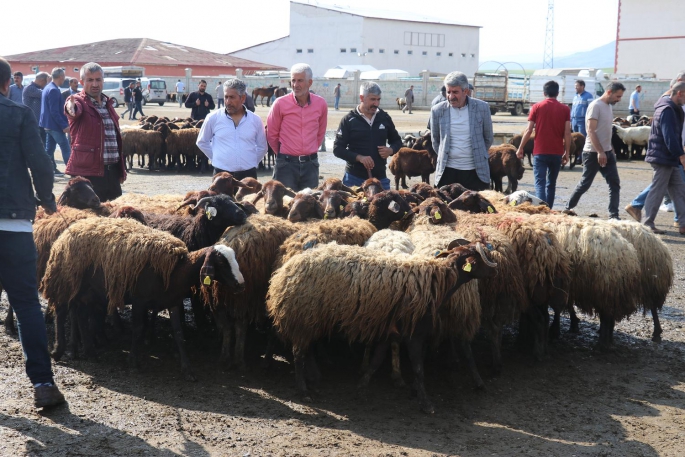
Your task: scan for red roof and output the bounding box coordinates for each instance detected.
[5,38,284,70]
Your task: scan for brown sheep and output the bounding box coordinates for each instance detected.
[509,133,535,167]
[316,177,356,193]
[413,197,458,224]
[235,177,263,201]
[165,128,201,170]
[121,129,164,171]
[410,182,442,200]
[362,178,384,198]
[252,180,296,217]
[388,147,437,190]
[319,189,354,219]
[287,191,324,222]
[488,144,524,194]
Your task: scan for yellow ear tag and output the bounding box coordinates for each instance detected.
[324,214,329,219]
[487,206,495,213]
[434,211,442,220]
[339,205,344,211]
[510,200,517,206]
[203,276,212,285]
[462,262,472,272]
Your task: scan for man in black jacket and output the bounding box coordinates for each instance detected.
[333,81,402,190]
[185,80,215,120]
[131,81,145,120]
[120,82,134,120]
[0,57,65,409]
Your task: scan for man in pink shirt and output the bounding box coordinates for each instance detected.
[267,63,327,191]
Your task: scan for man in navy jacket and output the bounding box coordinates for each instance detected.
[40,68,70,175]
[641,81,685,234]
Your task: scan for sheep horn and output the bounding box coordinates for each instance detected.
[195,196,213,209]
[475,242,497,268]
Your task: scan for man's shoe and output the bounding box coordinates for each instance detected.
[660,203,674,212]
[34,384,65,409]
[674,222,680,227]
[651,227,667,235]
[624,204,642,222]
[53,170,64,176]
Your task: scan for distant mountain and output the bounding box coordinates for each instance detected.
[480,41,615,71]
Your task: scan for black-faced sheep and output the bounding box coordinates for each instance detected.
[267,240,497,413]
[367,190,413,230]
[41,218,245,379]
[448,191,498,214]
[488,144,524,194]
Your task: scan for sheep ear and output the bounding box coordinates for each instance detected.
[57,189,69,206]
[447,238,471,250]
[233,180,248,188]
[252,190,264,204]
[314,201,325,219]
[283,187,297,198]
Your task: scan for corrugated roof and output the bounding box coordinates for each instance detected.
[5,38,284,70]
[292,1,480,28]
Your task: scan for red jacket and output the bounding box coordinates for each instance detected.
[64,92,126,179]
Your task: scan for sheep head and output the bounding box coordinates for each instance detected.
[209,172,248,196]
[287,190,324,222]
[448,191,497,214]
[196,194,248,227]
[342,199,370,219]
[57,177,101,210]
[234,178,263,201]
[504,190,547,207]
[108,206,146,224]
[438,183,469,202]
[319,189,354,219]
[362,178,384,199]
[201,245,245,293]
[368,190,413,229]
[414,197,457,224]
[436,239,497,291]
[410,182,441,201]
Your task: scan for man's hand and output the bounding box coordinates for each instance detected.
[66,96,76,116]
[516,148,524,160]
[196,98,201,106]
[63,127,69,133]
[598,151,608,167]
[378,146,393,159]
[561,153,569,166]
[679,154,685,168]
[39,195,57,215]
[204,100,209,107]
[356,154,374,169]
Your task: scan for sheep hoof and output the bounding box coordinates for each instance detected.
[51,349,64,361]
[419,402,436,415]
[300,393,313,403]
[652,334,662,343]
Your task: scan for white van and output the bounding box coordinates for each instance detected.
[140,78,167,106]
[101,78,137,108]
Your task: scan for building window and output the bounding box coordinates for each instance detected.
[404,32,445,47]
[449,52,453,57]
[422,51,427,56]
[437,52,441,56]
[408,50,413,55]
[461,53,466,57]
[296,49,302,53]
[394,50,399,54]
[341,48,346,53]
[368,48,373,53]
[471,53,475,58]
[350,47,357,53]
[307,49,313,53]
[379,49,385,54]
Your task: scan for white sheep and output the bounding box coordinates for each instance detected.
[613,125,650,148]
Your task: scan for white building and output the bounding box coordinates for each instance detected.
[615,0,685,79]
[230,1,481,77]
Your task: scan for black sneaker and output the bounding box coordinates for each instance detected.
[34,384,66,408]
[53,170,64,176]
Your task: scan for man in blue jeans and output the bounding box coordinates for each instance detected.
[0,57,65,409]
[40,67,71,175]
[516,80,570,207]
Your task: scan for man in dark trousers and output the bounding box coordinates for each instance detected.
[333,81,402,190]
[131,81,144,120]
[185,80,215,120]
[0,57,66,409]
[120,82,134,120]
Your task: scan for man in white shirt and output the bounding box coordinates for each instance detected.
[175,79,185,108]
[216,81,224,109]
[196,78,267,179]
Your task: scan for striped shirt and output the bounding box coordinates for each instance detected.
[88,95,119,164]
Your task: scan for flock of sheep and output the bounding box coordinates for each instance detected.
[0,167,673,414]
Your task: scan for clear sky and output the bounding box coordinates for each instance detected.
[1,0,618,65]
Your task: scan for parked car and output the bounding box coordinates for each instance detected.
[102,78,136,108]
[140,78,167,106]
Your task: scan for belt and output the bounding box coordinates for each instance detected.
[279,153,317,162]
[104,163,120,171]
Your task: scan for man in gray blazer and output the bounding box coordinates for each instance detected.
[430,71,493,190]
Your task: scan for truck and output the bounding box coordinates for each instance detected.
[473,71,530,116]
[529,68,605,106]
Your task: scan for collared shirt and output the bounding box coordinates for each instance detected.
[88,94,119,164]
[9,84,24,105]
[446,104,474,169]
[197,106,267,172]
[266,92,327,156]
[176,81,185,93]
[571,90,594,119]
[629,90,640,110]
[356,105,377,126]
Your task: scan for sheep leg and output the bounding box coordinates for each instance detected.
[550,310,561,341]
[596,314,614,351]
[293,346,312,401]
[76,302,97,359]
[108,308,125,335]
[390,338,405,387]
[651,305,663,343]
[67,304,81,358]
[4,304,16,335]
[190,293,211,333]
[394,175,401,191]
[213,308,234,367]
[233,318,248,370]
[526,151,533,167]
[358,340,390,388]
[406,336,434,414]
[568,305,580,333]
[169,306,197,382]
[489,326,504,375]
[401,176,409,189]
[262,328,278,370]
[128,303,148,370]
[360,345,371,374]
[51,303,68,361]
[421,173,430,185]
[458,338,486,390]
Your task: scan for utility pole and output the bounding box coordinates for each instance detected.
[543,0,554,68]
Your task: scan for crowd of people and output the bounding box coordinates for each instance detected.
[3,53,685,410]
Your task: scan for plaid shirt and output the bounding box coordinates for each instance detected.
[88,94,119,164]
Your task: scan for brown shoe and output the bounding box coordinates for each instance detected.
[34,385,66,409]
[624,204,641,222]
[674,222,680,227]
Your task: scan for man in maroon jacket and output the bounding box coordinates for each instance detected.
[65,62,126,201]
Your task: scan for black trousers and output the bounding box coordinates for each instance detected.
[213,167,257,180]
[437,167,489,191]
[85,164,123,202]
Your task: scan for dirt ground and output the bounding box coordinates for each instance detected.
[2,106,685,456]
